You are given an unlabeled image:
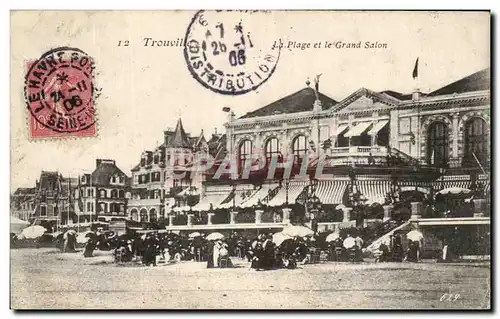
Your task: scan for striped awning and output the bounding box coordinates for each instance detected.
[240,184,279,208]
[315,180,349,205]
[367,120,389,136]
[432,180,471,191]
[333,124,349,136]
[267,182,308,207]
[192,193,228,211]
[356,180,392,204]
[344,122,372,138]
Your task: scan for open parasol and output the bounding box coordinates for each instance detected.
[437,187,472,195]
[20,225,47,239]
[272,232,292,246]
[406,230,424,242]
[325,232,340,242]
[77,231,92,244]
[10,217,30,234]
[189,231,201,238]
[206,232,224,241]
[343,237,356,249]
[281,225,314,238]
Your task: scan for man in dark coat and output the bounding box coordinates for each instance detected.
[206,240,215,268]
[262,234,276,270]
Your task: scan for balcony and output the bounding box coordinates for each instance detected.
[325,146,389,166]
[127,198,162,207]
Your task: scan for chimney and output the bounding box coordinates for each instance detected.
[96,159,102,167]
[214,127,217,135]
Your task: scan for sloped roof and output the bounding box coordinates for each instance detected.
[428,68,490,96]
[13,187,35,196]
[92,161,127,186]
[240,87,337,119]
[39,171,60,191]
[380,90,415,101]
[166,118,191,148]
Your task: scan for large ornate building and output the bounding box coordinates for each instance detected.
[188,68,490,225]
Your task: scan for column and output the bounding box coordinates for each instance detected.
[383,204,393,221]
[472,199,486,217]
[207,213,214,225]
[187,214,194,226]
[410,202,422,220]
[343,208,352,222]
[282,208,291,224]
[230,211,238,224]
[168,214,174,226]
[255,210,263,224]
[451,112,460,167]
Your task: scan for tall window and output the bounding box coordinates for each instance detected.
[292,135,308,164]
[464,117,488,166]
[140,209,148,222]
[149,209,158,222]
[427,122,449,167]
[265,137,280,164]
[238,139,253,172]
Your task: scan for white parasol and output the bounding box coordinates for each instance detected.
[281,225,314,238]
[189,232,201,238]
[343,237,356,249]
[437,187,472,195]
[335,204,347,210]
[20,225,47,239]
[10,217,30,234]
[76,231,92,244]
[272,232,292,246]
[325,232,340,242]
[406,230,424,242]
[206,232,224,241]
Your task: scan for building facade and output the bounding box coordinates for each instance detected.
[190,68,490,224]
[127,119,213,222]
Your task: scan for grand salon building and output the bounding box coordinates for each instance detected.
[183,68,490,227]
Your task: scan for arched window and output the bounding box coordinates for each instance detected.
[119,190,125,198]
[427,121,449,167]
[238,139,253,172]
[99,189,106,198]
[149,208,158,222]
[111,189,118,198]
[464,117,488,166]
[140,208,148,222]
[130,208,139,221]
[265,137,280,164]
[292,135,308,164]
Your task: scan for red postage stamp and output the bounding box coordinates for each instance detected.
[24,47,97,139]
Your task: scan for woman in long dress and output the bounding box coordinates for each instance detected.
[213,241,222,268]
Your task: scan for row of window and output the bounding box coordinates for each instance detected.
[427,117,488,167]
[135,172,163,184]
[239,135,308,169]
[98,202,125,213]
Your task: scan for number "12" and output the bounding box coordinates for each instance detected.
[118,40,130,47]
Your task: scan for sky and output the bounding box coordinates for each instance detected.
[10,11,490,190]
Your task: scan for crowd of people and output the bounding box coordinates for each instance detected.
[20,226,451,266]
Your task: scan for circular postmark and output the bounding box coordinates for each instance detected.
[184,10,280,95]
[25,47,96,133]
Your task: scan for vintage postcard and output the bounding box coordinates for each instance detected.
[10,10,491,309]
